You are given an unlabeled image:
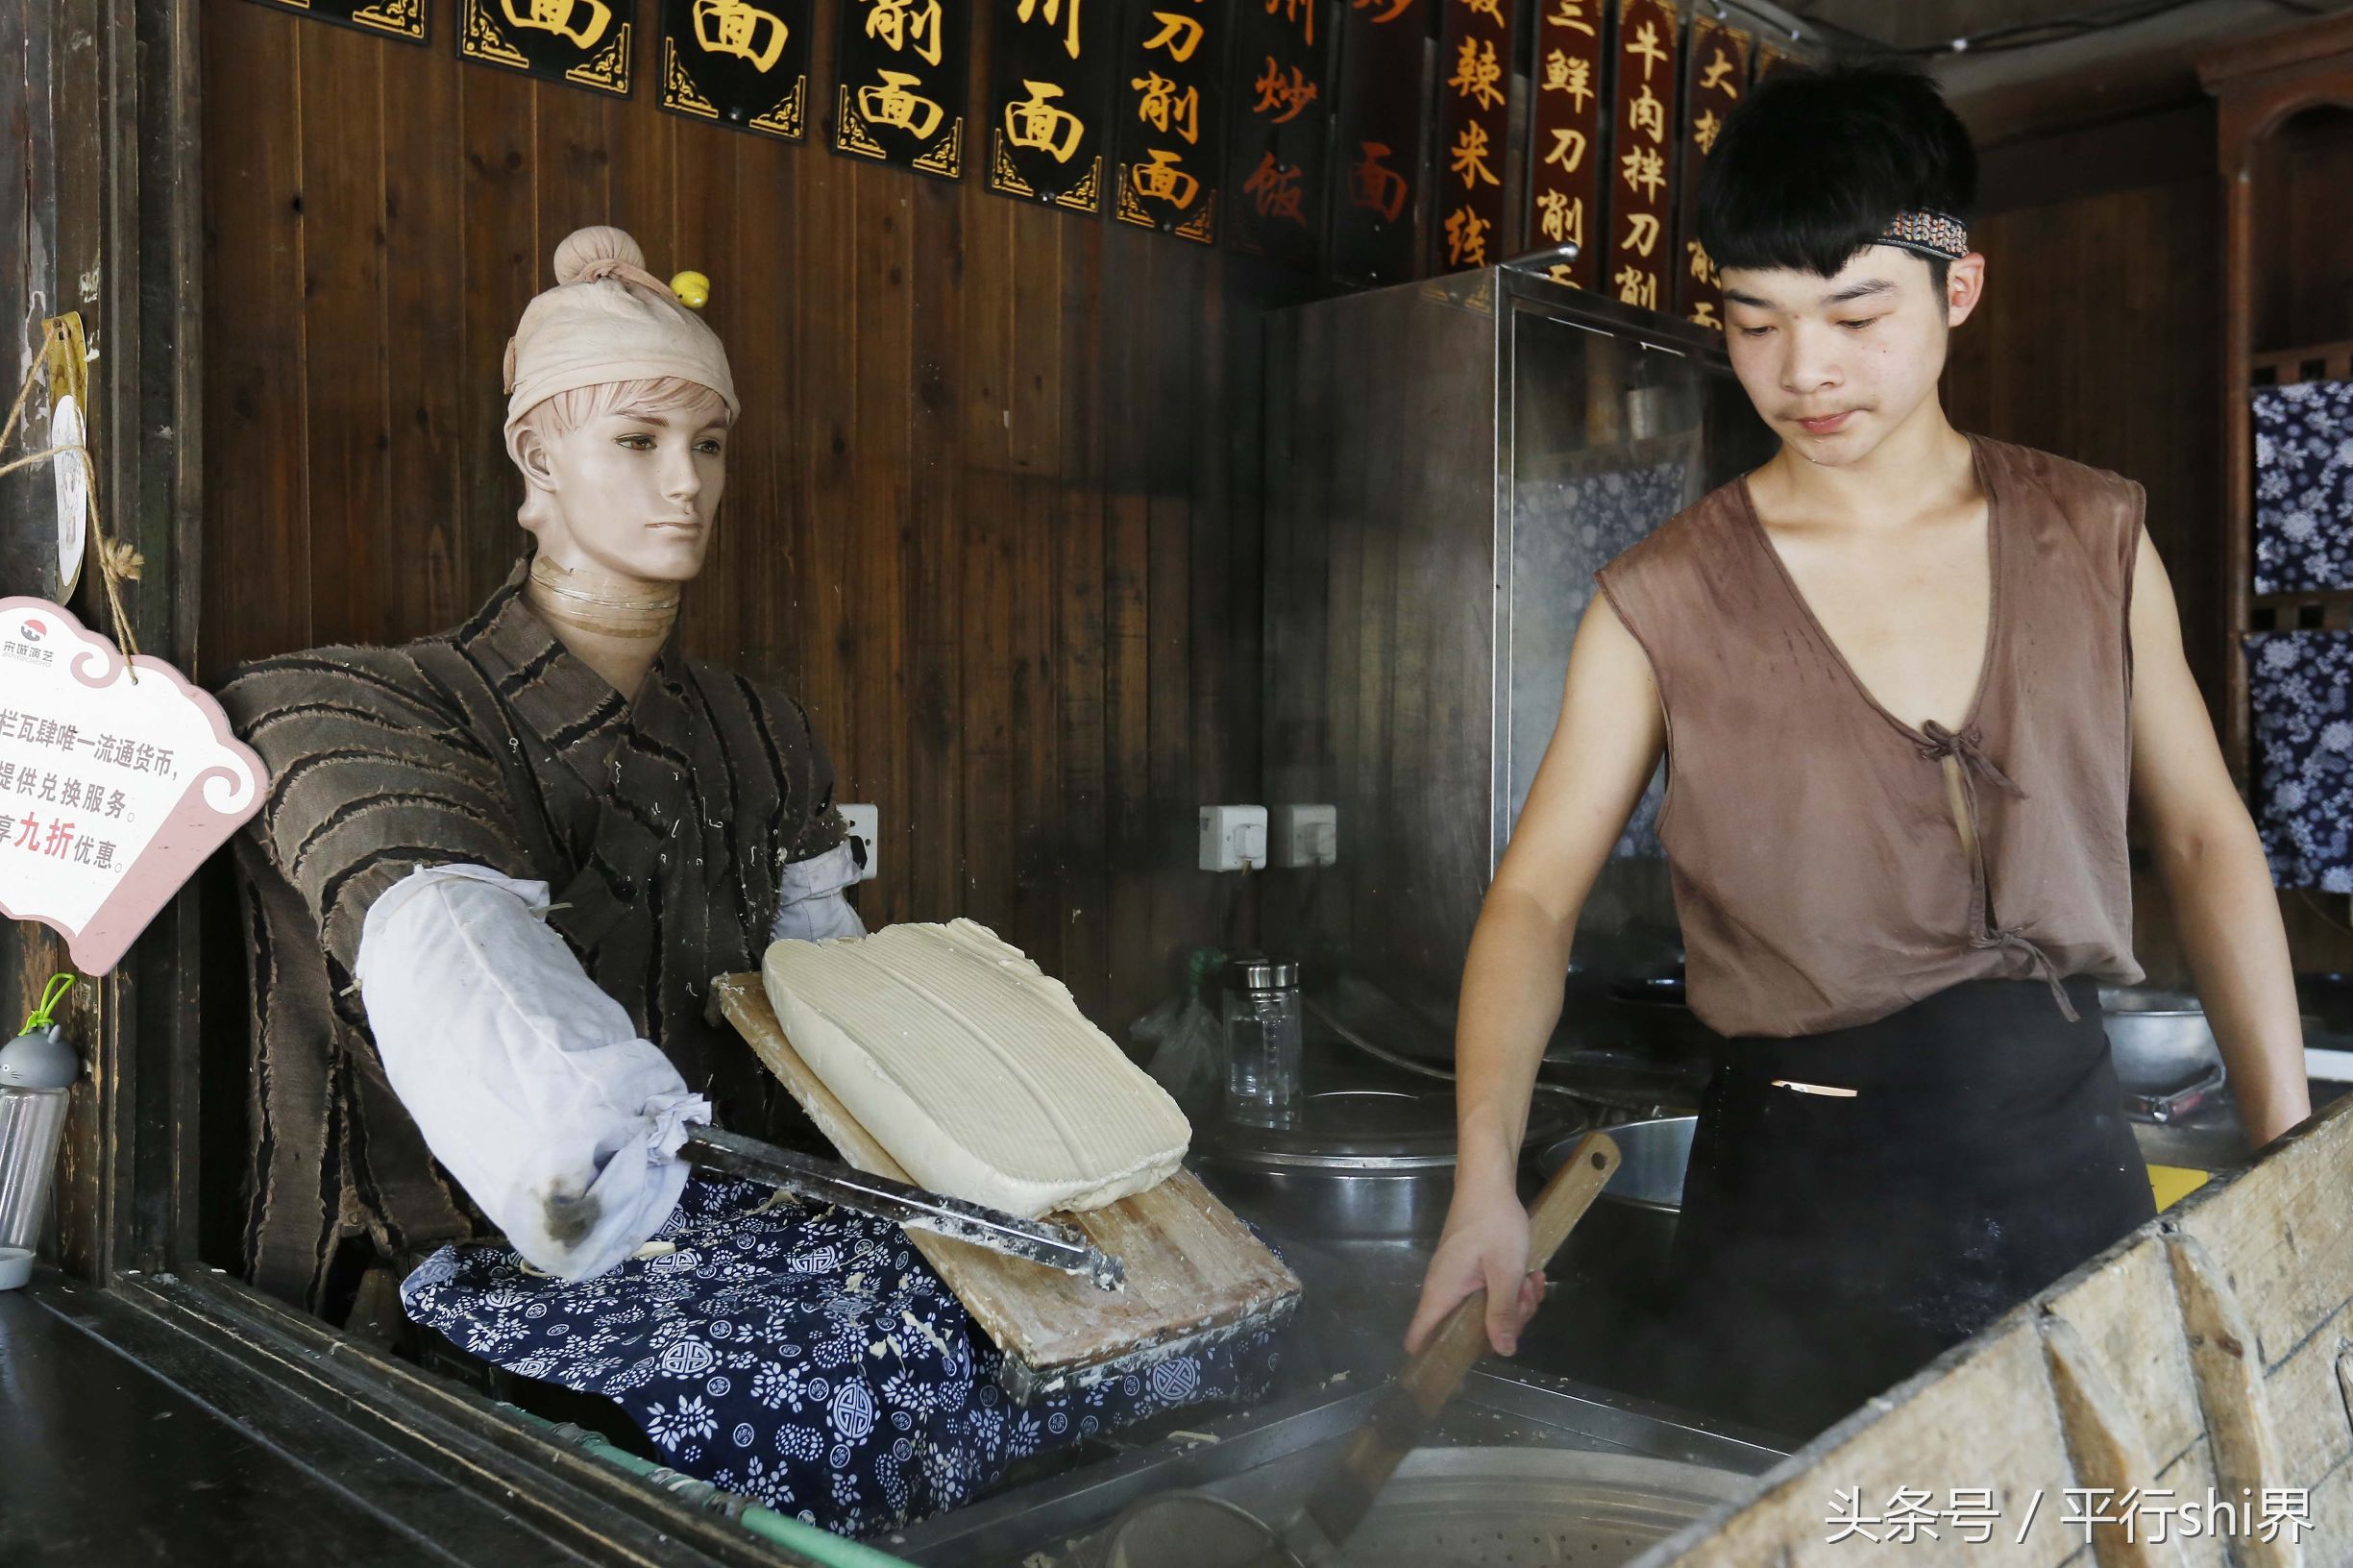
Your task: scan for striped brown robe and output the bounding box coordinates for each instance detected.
[217,559,846,1315]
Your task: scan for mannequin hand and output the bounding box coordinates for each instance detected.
[1404,1182,1544,1358]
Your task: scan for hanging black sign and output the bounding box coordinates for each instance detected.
[458,0,634,95]
[1110,0,1230,243]
[1224,0,1334,267]
[1325,0,1429,286]
[1674,13,1749,329]
[1524,0,1606,290]
[988,0,1115,211]
[659,0,816,138]
[239,0,428,44]
[1429,0,1518,273]
[832,0,970,179]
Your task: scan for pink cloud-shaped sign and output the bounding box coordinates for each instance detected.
[0,598,266,974]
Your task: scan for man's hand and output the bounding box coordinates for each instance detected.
[1405,1183,1546,1358]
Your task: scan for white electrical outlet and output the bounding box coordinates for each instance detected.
[840,803,881,883]
[1271,804,1337,868]
[1198,805,1269,871]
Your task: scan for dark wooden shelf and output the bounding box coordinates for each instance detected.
[2249,589,2353,633]
[2248,338,2353,386]
[2255,588,2353,610]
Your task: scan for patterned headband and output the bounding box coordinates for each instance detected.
[1877,209,1970,261]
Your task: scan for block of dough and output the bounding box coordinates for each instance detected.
[760,919,1190,1217]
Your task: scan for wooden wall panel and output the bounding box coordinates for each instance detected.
[198,0,1296,1044]
[1946,96,2353,985]
[1944,171,2224,718]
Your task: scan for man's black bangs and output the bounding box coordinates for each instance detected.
[1697,175,1907,280]
[1695,61,1977,280]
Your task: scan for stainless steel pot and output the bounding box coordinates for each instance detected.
[2098,988,2221,1090]
[1195,1089,1581,1239]
[2097,987,2232,1123]
[1095,1446,1752,1568]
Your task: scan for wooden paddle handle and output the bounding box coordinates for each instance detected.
[1401,1129,1622,1407]
[1298,1131,1623,1554]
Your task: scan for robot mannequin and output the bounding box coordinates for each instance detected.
[222,226,863,1317]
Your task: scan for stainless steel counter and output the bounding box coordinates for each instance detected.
[875,1362,1787,1565]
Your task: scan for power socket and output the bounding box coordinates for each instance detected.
[840,803,881,883]
[1198,805,1268,871]
[1270,804,1337,868]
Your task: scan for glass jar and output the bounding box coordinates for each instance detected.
[1221,956,1303,1131]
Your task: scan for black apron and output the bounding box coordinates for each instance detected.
[1653,974,2155,1441]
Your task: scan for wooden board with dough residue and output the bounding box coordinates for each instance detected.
[709,972,1302,1394]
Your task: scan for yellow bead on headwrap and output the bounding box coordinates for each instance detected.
[500,229,739,442]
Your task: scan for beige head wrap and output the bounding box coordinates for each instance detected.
[502,226,739,444]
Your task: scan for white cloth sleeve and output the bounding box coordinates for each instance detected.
[771,838,868,943]
[355,864,709,1280]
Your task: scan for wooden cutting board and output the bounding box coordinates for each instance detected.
[707,973,1302,1400]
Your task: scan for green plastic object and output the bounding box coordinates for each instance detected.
[500,1404,917,1567]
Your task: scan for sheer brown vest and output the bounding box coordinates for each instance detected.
[1592,433,2146,1040]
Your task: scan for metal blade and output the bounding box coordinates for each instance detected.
[678,1125,1127,1291]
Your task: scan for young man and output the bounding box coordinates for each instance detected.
[1406,62,2311,1439]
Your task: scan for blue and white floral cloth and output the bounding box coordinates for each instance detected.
[2246,630,2353,891]
[1514,457,1695,861]
[2254,380,2353,596]
[401,1175,1285,1538]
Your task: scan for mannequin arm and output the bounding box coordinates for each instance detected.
[355,864,709,1278]
[772,838,867,943]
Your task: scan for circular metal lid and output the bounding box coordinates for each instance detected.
[1224,955,1301,992]
[1197,1090,1576,1174]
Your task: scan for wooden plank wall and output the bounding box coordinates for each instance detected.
[1944,99,2224,720]
[196,0,1300,1041]
[1942,92,2353,987]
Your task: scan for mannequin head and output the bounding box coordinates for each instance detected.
[508,377,733,585]
[501,226,741,590]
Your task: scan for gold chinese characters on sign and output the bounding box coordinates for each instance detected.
[1225,0,1330,267]
[1113,0,1228,243]
[1431,0,1516,272]
[832,0,967,176]
[1605,0,1679,312]
[1326,0,1426,285]
[989,0,1114,208]
[659,0,815,138]
[459,0,631,93]
[236,0,428,44]
[1674,12,1748,328]
[1524,0,1605,288]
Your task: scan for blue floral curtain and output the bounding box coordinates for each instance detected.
[2246,630,2353,891]
[2253,380,2353,595]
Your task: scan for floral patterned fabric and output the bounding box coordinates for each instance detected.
[2253,380,2353,596]
[401,1175,1285,1538]
[1512,456,1696,860]
[2245,630,2353,891]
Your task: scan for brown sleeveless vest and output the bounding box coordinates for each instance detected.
[1592,433,2146,1040]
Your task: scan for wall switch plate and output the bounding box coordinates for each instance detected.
[1198,805,1269,871]
[840,803,881,882]
[1271,804,1337,868]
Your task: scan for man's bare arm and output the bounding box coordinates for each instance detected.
[1406,588,1666,1355]
[2125,527,2312,1146]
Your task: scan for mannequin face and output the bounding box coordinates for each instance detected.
[511,380,731,584]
